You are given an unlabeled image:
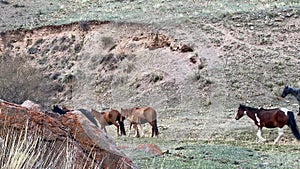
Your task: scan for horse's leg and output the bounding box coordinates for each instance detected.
[112,122,120,136]
[298,103,300,116]
[101,125,107,133]
[274,128,284,144]
[139,124,144,137]
[128,122,133,137]
[149,120,159,137]
[149,122,154,137]
[133,124,140,138]
[256,128,266,142]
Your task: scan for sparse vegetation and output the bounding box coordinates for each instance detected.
[146,71,164,83]
[0,55,52,106]
[101,36,115,49]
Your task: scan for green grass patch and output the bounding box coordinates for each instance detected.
[117,137,300,169]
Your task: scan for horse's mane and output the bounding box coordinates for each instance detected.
[240,104,280,112]
[240,104,260,111]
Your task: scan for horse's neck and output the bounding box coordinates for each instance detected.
[128,111,142,123]
[245,110,259,122]
[123,108,135,115]
[288,87,300,97]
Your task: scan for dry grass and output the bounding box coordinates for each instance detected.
[0,124,98,169]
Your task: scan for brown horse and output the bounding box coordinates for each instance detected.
[121,107,159,138]
[91,109,126,136]
[235,104,300,144]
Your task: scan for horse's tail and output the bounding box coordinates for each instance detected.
[117,114,126,135]
[153,119,159,136]
[288,111,300,140]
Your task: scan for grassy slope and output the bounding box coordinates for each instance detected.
[2,0,299,30]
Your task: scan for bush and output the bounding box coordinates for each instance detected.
[0,55,52,105]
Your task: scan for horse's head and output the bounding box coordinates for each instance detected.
[236,104,247,120]
[91,109,103,118]
[281,86,290,98]
[52,105,59,112]
[120,115,126,122]
[120,108,129,119]
[52,105,67,115]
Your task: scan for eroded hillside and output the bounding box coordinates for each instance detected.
[0,1,300,141]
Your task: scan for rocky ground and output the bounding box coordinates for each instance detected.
[1,0,300,167]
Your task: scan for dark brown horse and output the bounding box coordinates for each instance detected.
[121,107,159,138]
[52,105,71,115]
[91,109,126,136]
[279,86,300,115]
[235,104,300,144]
[52,105,74,115]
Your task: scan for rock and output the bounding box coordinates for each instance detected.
[21,100,42,112]
[170,41,193,52]
[0,100,138,169]
[136,144,163,156]
[118,144,163,156]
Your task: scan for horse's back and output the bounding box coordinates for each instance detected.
[108,109,121,121]
[259,108,289,127]
[139,107,157,122]
[110,109,121,116]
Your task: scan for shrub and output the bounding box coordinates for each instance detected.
[0,55,52,106]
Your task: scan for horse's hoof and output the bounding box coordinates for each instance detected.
[257,139,266,143]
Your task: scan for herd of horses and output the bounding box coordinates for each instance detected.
[52,105,159,138]
[235,86,300,144]
[52,85,300,143]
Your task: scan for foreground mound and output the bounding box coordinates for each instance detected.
[0,99,137,168]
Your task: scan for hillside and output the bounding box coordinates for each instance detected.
[1,1,300,168]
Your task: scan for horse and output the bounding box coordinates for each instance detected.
[91,109,126,136]
[121,107,159,138]
[52,105,71,115]
[235,104,300,144]
[279,86,300,115]
[52,105,126,136]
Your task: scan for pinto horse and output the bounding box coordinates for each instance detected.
[121,107,159,138]
[91,109,126,136]
[235,104,300,144]
[279,86,300,115]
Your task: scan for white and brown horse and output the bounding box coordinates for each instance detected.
[121,107,159,138]
[236,104,300,144]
